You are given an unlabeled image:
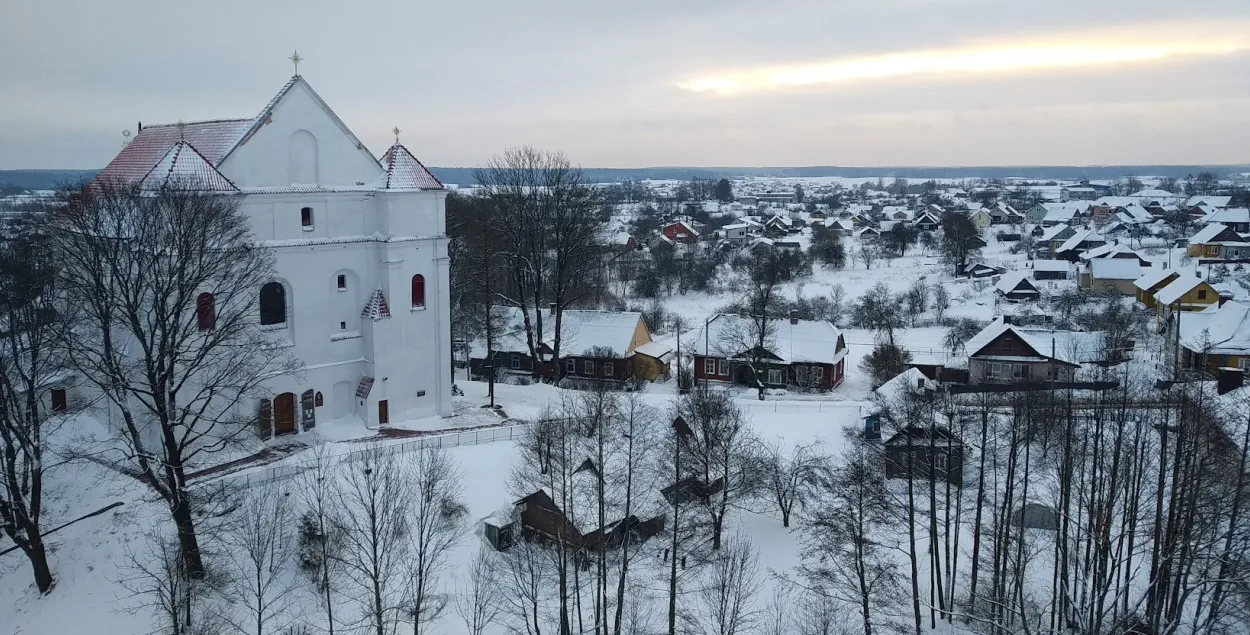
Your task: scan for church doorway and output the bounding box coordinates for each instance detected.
[378,400,389,425]
[274,392,297,435]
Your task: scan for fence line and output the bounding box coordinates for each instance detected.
[201,422,531,490]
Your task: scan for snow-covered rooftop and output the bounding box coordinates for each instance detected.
[1087,258,1142,281]
[965,318,1106,366]
[694,314,846,365]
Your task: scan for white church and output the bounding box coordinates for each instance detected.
[96,73,454,435]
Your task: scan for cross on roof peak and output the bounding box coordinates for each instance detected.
[392,126,401,143]
[288,49,303,76]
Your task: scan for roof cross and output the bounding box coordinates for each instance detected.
[392,126,401,143]
[288,49,303,76]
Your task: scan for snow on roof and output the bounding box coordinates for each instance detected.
[1088,258,1142,281]
[1080,242,1144,262]
[1039,224,1072,241]
[995,271,1036,294]
[965,318,1106,365]
[874,367,930,402]
[97,118,252,185]
[633,340,674,360]
[1186,195,1232,208]
[1093,196,1139,207]
[1155,275,1207,306]
[1131,188,1177,199]
[1056,229,1103,253]
[1042,207,1078,222]
[1031,259,1069,272]
[139,141,238,192]
[375,142,443,190]
[1118,203,1154,223]
[483,308,643,358]
[1189,223,1232,245]
[1204,208,1250,226]
[1177,301,1250,353]
[1134,268,1179,291]
[694,314,846,365]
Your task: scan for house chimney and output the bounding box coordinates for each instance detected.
[789,310,799,325]
[549,303,557,316]
[137,121,142,133]
[1217,367,1244,395]
[1001,315,1012,325]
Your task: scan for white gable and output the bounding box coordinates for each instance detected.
[218,78,384,189]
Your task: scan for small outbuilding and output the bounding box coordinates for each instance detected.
[883,426,964,486]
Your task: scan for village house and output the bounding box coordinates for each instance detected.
[693,314,848,391]
[485,485,666,553]
[911,210,941,231]
[995,272,1040,302]
[1078,242,1151,266]
[661,220,701,244]
[1054,229,1107,261]
[1186,195,1233,209]
[469,308,671,384]
[1187,223,1250,260]
[964,317,1106,385]
[1030,259,1070,280]
[1134,269,1180,310]
[1078,258,1143,295]
[964,262,1002,279]
[1060,186,1099,201]
[1154,274,1221,326]
[1040,224,1077,255]
[883,426,965,486]
[967,208,993,228]
[1171,300,1250,376]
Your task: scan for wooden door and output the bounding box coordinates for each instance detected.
[300,390,316,430]
[378,400,389,425]
[274,393,296,436]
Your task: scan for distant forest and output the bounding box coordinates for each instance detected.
[3,164,1249,191]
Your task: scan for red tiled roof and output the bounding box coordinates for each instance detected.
[139,141,238,192]
[377,143,443,191]
[96,119,252,185]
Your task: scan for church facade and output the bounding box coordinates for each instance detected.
[96,75,454,435]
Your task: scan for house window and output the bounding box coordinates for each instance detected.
[705,358,716,375]
[337,274,347,291]
[1013,364,1025,379]
[1048,366,1060,381]
[196,292,215,331]
[259,282,286,326]
[1238,358,1250,371]
[934,452,947,470]
[300,207,314,230]
[1198,289,1208,300]
[411,274,426,308]
[987,362,1001,378]
[566,359,575,374]
[813,366,824,379]
[718,360,729,376]
[604,362,614,376]
[768,369,783,385]
[511,355,520,369]
[50,389,67,413]
[584,361,595,375]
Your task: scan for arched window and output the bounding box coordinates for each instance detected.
[411,274,425,308]
[196,292,215,331]
[260,282,287,326]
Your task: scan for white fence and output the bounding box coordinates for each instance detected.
[200,422,530,490]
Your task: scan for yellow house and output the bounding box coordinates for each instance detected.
[968,209,993,228]
[1155,275,1220,325]
[1176,300,1250,376]
[1079,259,1142,295]
[1133,269,1180,309]
[1187,223,1249,259]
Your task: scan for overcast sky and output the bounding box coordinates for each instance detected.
[3,0,1250,169]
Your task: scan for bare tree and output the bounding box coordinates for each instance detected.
[52,182,298,576]
[717,254,783,400]
[691,536,762,635]
[334,447,411,635]
[492,532,552,635]
[758,585,792,635]
[0,221,62,593]
[295,442,342,635]
[222,488,298,635]
[675,388,757,551]
[801,430,904,635]
[405,445,469,635]
[931,284,951,323]
[116,527,214,635]
[794,594,851,635]
[760,439,829,528]
[454,547,503,635]
[474,147,605,382]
